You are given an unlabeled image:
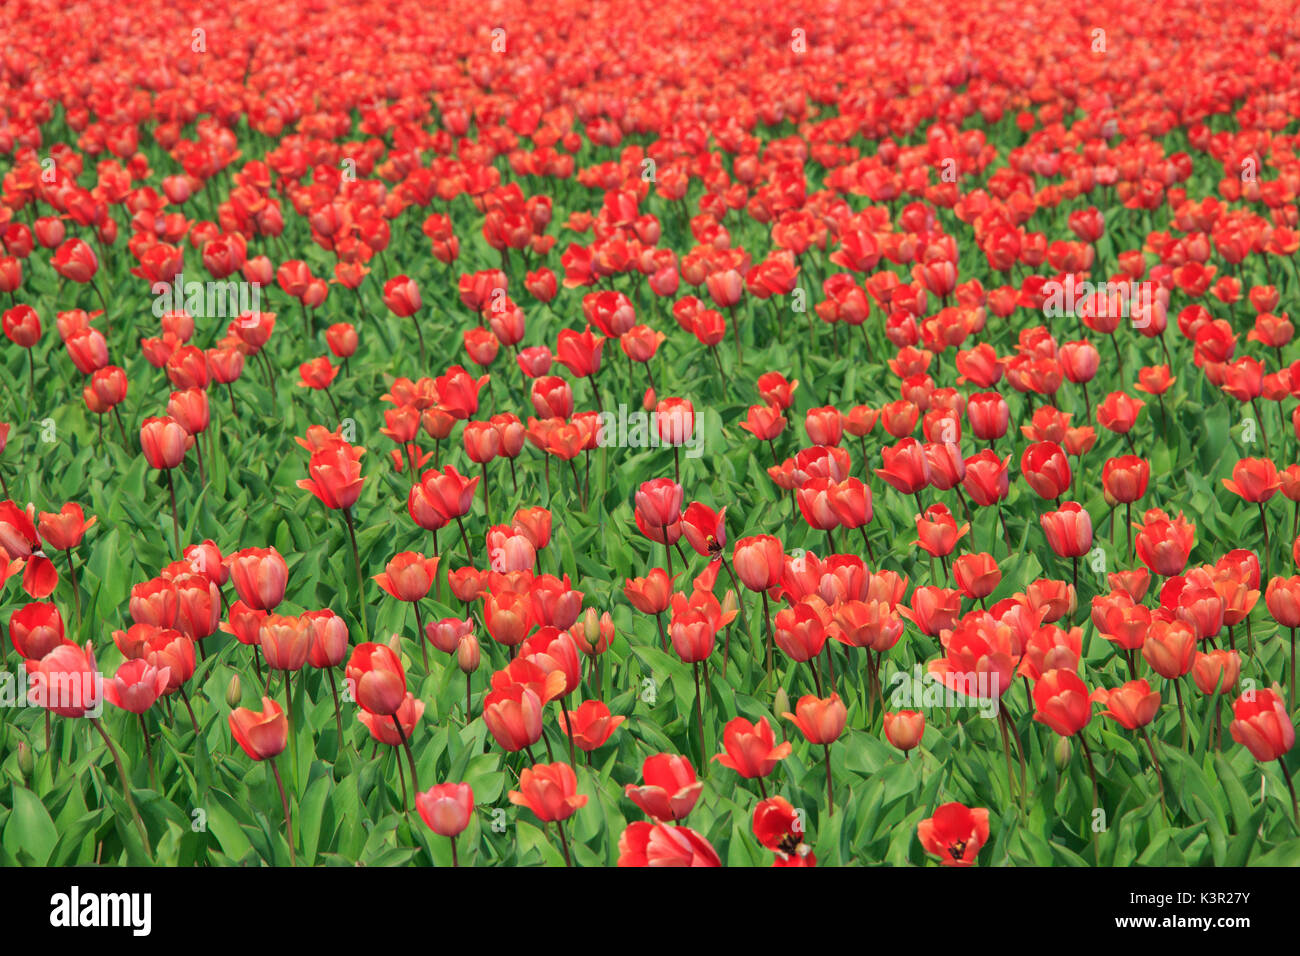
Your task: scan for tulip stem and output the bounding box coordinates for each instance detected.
[89,717,152,857]
[449,835,460,867]
[1259,503,1272,581]
[1291,628,1297,715]
[692,663,707,769]
[858,524,877,564]
[1125,502,1132,561]
[761,590,775,689]
[1174,679,1188,749]
[1078,733,1100,864]
[555,818,572,866]
[823,744,835,816]
[65,548,82,634]
[561,694,577,768]
[322,385,341,423]
[392,715,420,809]
[270,758,296,866]
[178,686,200,737]
[343,508,370,644]
[454,515,474,562]
[997,708,1018,805]
[1278,758,1299,827]
[138,713,156,790]
[997,503,1013,556]
[1140,726,1167,815]
[327,667,344,743]
[413,601,429,671]
[164,469,181,557]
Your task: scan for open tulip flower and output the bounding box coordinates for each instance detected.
[4,0,1300,880]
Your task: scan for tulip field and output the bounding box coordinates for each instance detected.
[3,0,1300,872]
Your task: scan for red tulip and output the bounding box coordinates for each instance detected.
[225,547,288,611]
[508,762,587,822]
[562,700,625,750]
[1229,687,1294,761]
[618,822,721,867]
[917,802,990,867]
[712,716,791,779]
[1040,502,1093,558]
[1091,679,1160,729]
[782,692,847,744]
[346,642,407,716]
[625,754,703,821]
[415,783,475,837]
[883,710,925,751]
[229,697,289,760]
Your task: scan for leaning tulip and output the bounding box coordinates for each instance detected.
[230,697,294,862]
[349,641,419,804]
[1229,687,1297,823]
[29,642,147,850]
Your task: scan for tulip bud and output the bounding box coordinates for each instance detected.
[1053,734,1072,771]
[581,607,600,640]
[225,673,242,709]
[386,633,411,672]
[457,634,480,673]
[17,741,33,778]
[773,687,791,723]
[721,589,739,619]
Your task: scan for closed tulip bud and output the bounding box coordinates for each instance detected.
[1192,649,1241,696]
[225,673,242,709]
[1053,735,1072,771]
[773,686,791,721]
[1032,668,1092,737]
[883,710,925,752]
[346,643,408,716]
[415,783,475,837]
[457,634,480,673]
[139,416,190,469]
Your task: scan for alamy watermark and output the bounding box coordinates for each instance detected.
[1042,275,1153,327]
[596,403,703,458]
[0,669,103,717]
[151,272,262,319]
[888,664,1001,718]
